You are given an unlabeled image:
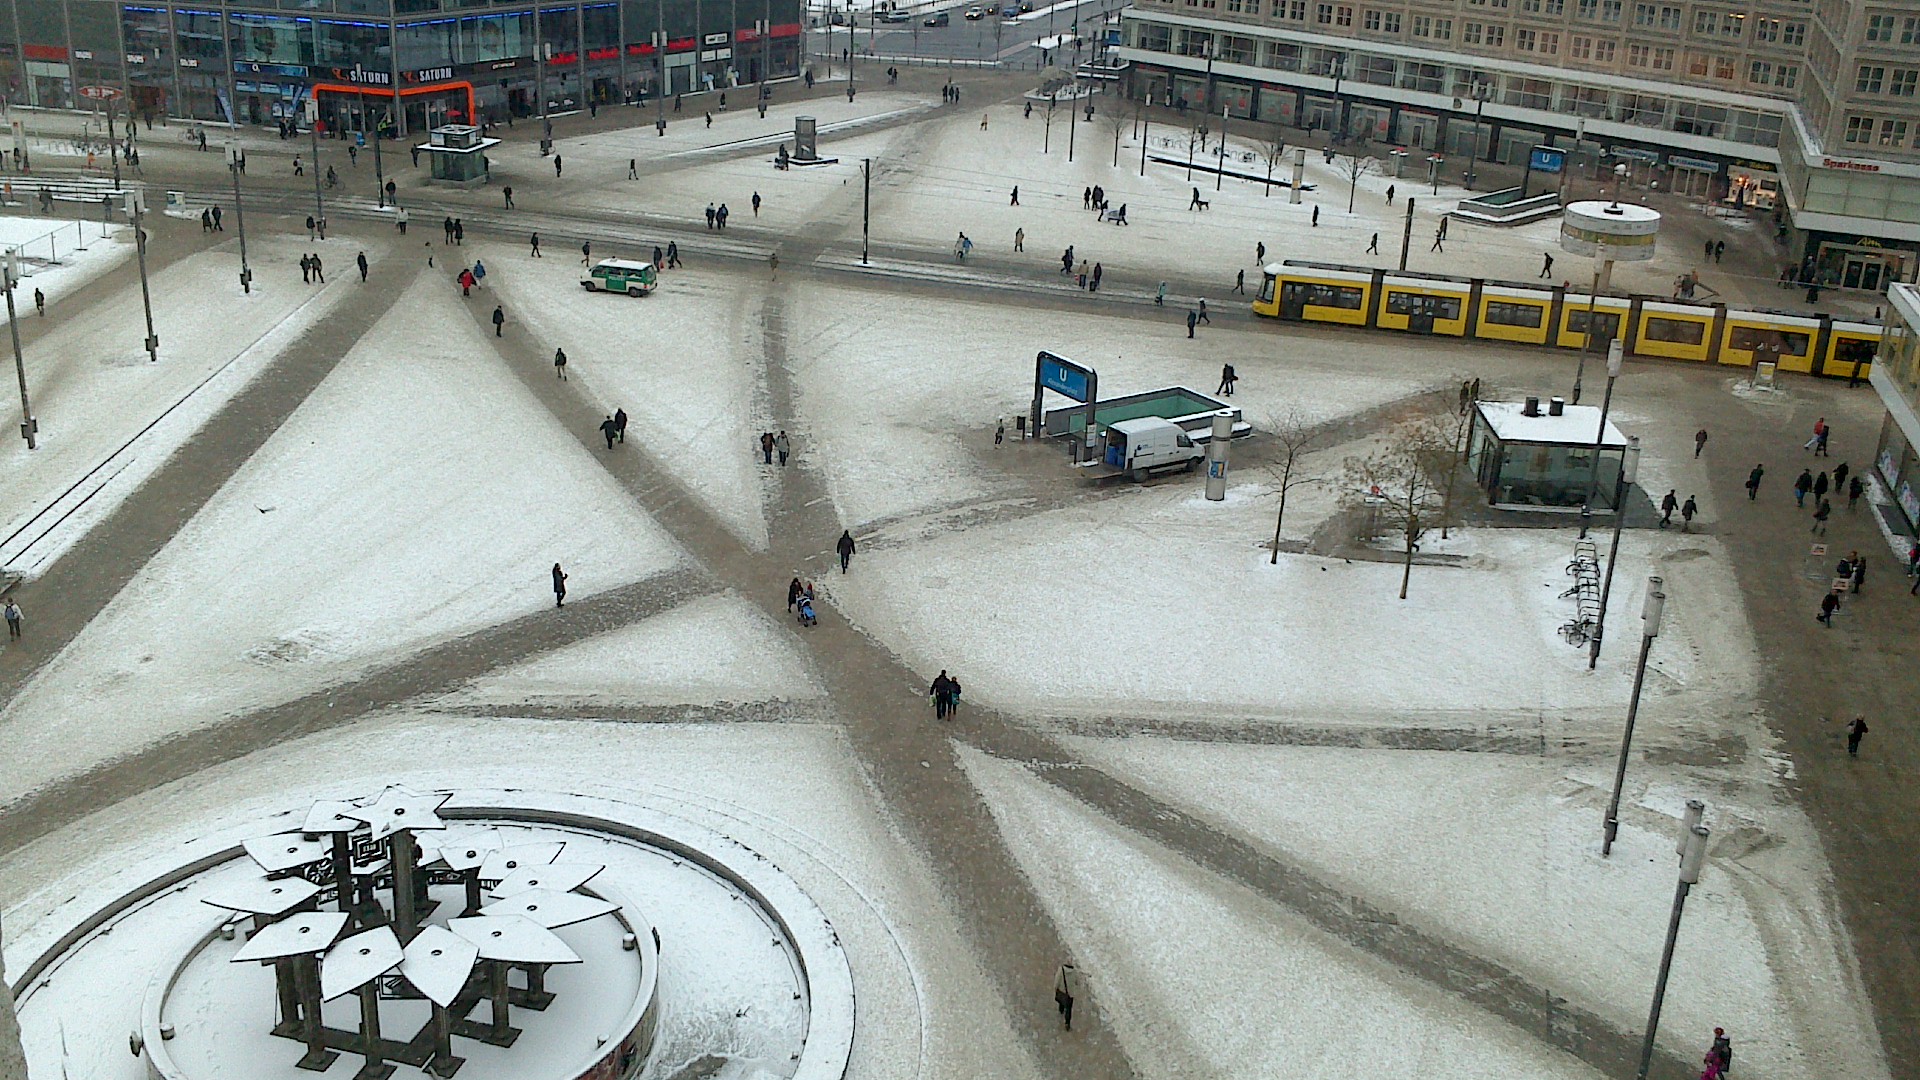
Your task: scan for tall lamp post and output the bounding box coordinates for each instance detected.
[370,103,386,208]
[1634,816,1712,1080]
[4,249,35,449]
[126,189,159,363]
[308,106,325,239]
[1216,103,1228,191]
[1601,576,1664,856]
[1587,434,1640,668]
[1573,240,1608,404]
[1328,52,1346,141]
[1576,339,1623,539]
[1201,38,1215,115]
[1461,81,1490,189]
[227,140,252,294]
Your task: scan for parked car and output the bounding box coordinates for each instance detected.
[924,10,949,25]
[879,9,910,21]
[964,6,985,17]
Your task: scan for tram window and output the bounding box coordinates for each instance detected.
[1484,300,1544,328]
[1259,275,1276,303]
[1384,291,1462,319]
[1304,283,1365,309]
[1644,316,1707,345]
[1728,325,1809,356]
[1566,310,1620,337]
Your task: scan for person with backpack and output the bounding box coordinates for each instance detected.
[836,530,857,573]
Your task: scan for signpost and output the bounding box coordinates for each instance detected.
[1522,144,1565,199]
[1031,350,1098,461]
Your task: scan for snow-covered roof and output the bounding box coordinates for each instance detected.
[1477,401,1628,447]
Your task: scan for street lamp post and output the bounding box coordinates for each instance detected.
[1328,52,1346,141]
[1216,104,1228,192]
[1602,577,1665,855]
[1044,91,1055,153]
[1462,82,1489,189]
[1067,77,1077,161]
[1201,39,1215,115]
[227,141,252,294]
[308,110,325,239]
[1573,240,1608,404]
[655,30,668,136]
[4,249,35,449]
[1576,339,1623,539]
[1587,435,1640,669]
[126,189,159,363]
[1634,817,1712,1080]
[371,105,386,207]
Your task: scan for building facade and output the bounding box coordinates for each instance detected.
[1871,282,1920,534]
[1116,0,1920,291]
[0,0,802,136]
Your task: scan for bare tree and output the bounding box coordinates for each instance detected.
[1261,121,1288,198]
[1103,92,1132,168]
[1265,410,1325,563]
[1340,153,1378,214]
[1342,413,1458,598]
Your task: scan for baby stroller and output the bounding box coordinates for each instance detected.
[796,593,817,626]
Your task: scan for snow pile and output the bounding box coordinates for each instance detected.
[0,274,682,808]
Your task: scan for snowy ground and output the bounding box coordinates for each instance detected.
[0,272,682,809]
[472,242,775,548]
[0,214,129,310]
[0,235,373,575]
[1,718,1040,1080]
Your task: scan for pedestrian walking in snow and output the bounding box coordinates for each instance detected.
[996,419,1005,445]
[554,348,568,379]
[1091,263,1103,293]
[930,670,956,719]
[301,254,313,284]
[629,158,638,179]
[1707,1029,1732,1075]
[837,530,857,573]
[458,268,474,296]
[1746,464,1764,500]
[1014,227,1024,252]
[1847,717,1868,756]
[213,206,223,231]
[3,598,20,639]
[554,155,563,177]
[718,204,730,229]
[453,219,464,245]
[397,207,409,234]
[1811,498,1832,534]
[530,233,542,257]
[1813,470,1829,500]
[599,415,619,449]
[1186,308,1197,338]
[1060,247,1074,274]
[1832,461,1849,493]
[1256,241,1266,264]
[1818,589,1840,625]
[769,251,779,275]
[1660,489,1678,527]
[752,192,761,215]
[788,576,804,612]
[653,245,664,269]
[706,203,717,229]
[33,288,43,316]
[311,255,325,283]
[1197,299,1210,324]
[1676,496,1697,531]
[1806,417,1827,453]
[1695,428,1708,458]
[1054,963,1081,1031]
[356,251,369,282]
[1083,186,1093,210]
[1155,282,1167,306]
[1794,469,1813,507]
[761,431,775,464]
[552,563,568,607]
[1852,556,1866,593]
[491,305,505,336]
[1234,268,1245,294]
[1714,240,1725,263]
[667,241,681,268]
[1217,364,1237,396]
[503,185,514,209]
[614,408,628,443]
[1848,475,1865,508]
[443,217,454,244]
[1430,227,1445,253]
[1188,187,1202,210]
[1311,206,1319,227]
[1076,259,1089,288]
[582,241,592,264]
[1366,232,1379,254]
[776,430,791,466]
[1010,185,1020,206]
[1540,253,1554,277]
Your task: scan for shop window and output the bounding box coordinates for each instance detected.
[1643,317,1705,345]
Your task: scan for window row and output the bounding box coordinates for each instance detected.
[1843,114,1913,148]
[1863,13,1920,45]
[1855,66,1920,99]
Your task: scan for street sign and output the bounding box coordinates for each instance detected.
[78,85,122,100]
[1529,145,1566,174]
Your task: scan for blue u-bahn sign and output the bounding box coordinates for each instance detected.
[1037,350,1093,402]
[1529,146,1567,174]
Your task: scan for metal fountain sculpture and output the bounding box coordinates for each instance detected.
[202,786,619,1079]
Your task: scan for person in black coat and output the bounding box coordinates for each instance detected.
[787,576,804,611]
[613,408,628,443]
[552,563,568,607]
[837,530,857,572]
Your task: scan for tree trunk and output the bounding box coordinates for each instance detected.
[1400,529,1415,599]
[1271,487,1289,564]
[0,915,27,1080]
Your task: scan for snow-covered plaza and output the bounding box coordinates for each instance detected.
[0,67,1903,1080]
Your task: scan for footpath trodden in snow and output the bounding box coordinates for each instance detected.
[473,244,775,548]
[0,236,373,574]
[0,273,682,810]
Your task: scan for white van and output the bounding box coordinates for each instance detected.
[1104,417,1204,480]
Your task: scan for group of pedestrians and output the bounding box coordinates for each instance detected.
[441,216,466,245]
[1658,489,1700,531]
[704,202,733,229]
[298,252,326,284]
[198,206,224,232]
[758,430,792,466]
[928,669,963,719]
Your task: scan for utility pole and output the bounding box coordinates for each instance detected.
[1588,435,1642,669]
[654,27,667,136]
[1398,196,1415,271]
[371,103,385,207]
[862,157,870,265]
[1635,816,1711,1080]
[308,107,325,239]
[1216,104,1227,192]
[106,97,121,190]
[4,249,35,449]
[228,140,252,294]
[1067,80,1077,162]
[1139,110,1148,177]
[1603,578,1666,855]
[127,189,159,363]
